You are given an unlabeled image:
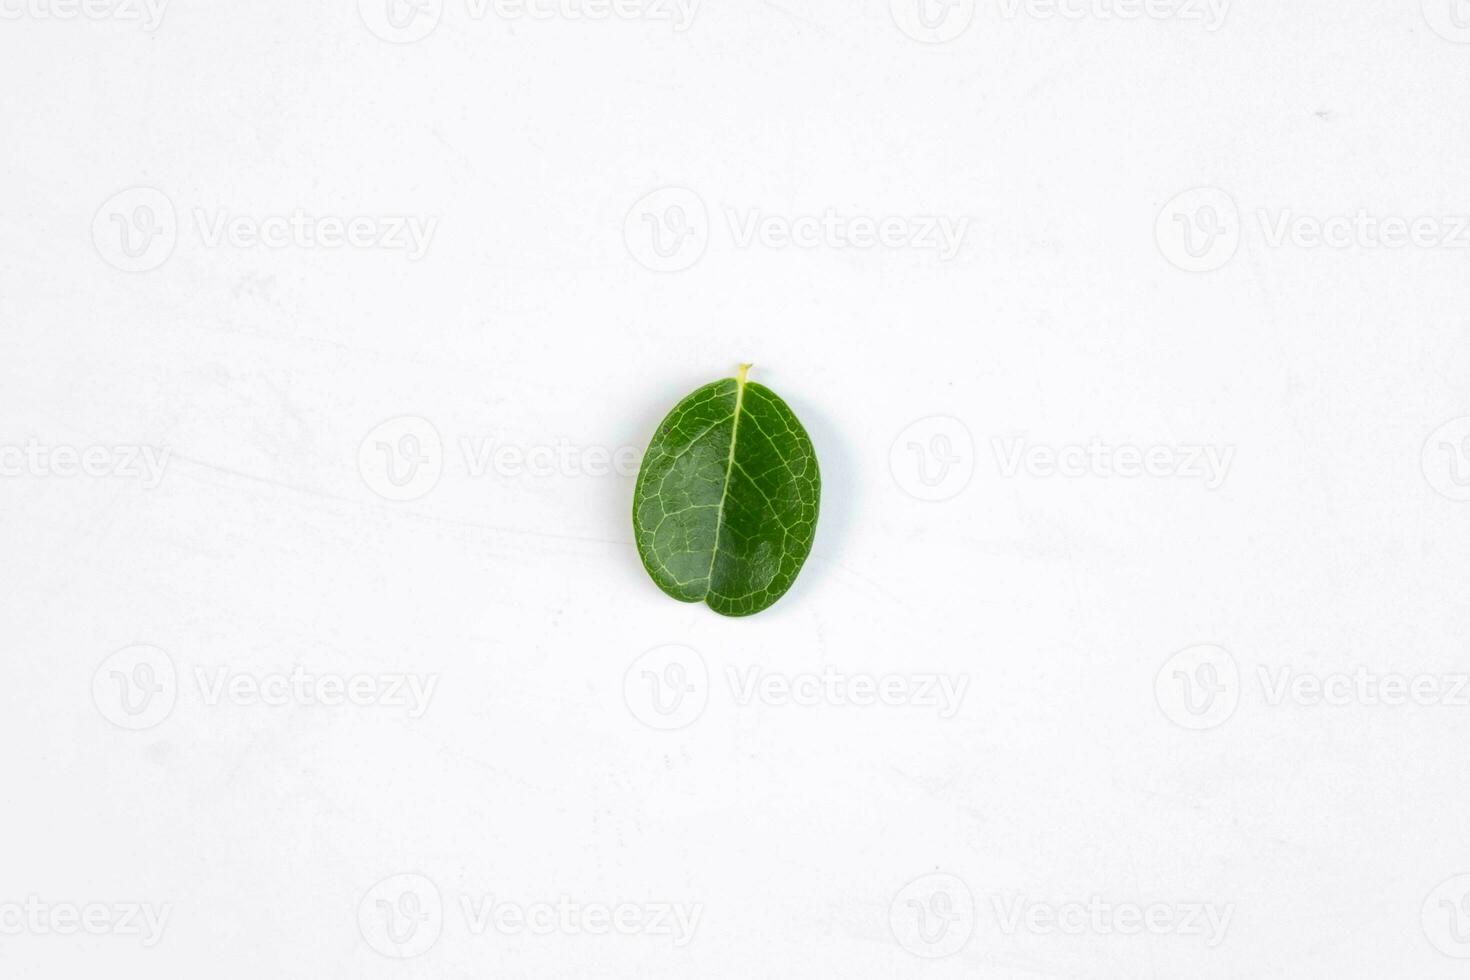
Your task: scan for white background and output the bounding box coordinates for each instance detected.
[4,0,1470,976]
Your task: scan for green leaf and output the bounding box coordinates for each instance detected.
[633,364,821,617]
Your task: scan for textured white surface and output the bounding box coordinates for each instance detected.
[4,2,1470,977]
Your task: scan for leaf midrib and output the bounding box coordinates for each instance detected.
[704,364,750,591]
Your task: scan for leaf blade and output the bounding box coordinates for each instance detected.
[633,369,820,616]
